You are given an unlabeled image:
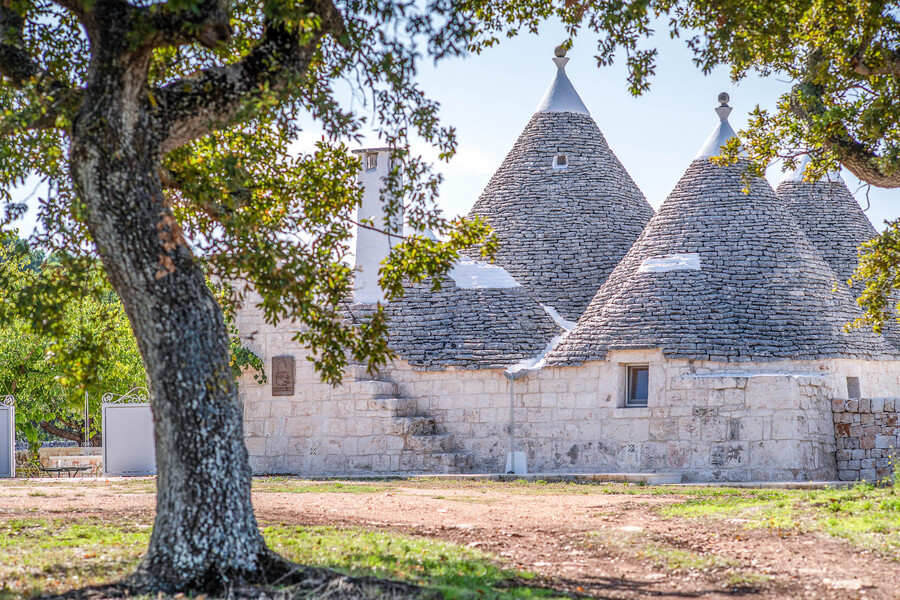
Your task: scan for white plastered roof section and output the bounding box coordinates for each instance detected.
[449,259,522,289]
[782,153,844,183]
[637,253,701,273]
[535,57,591,115]
[695,93,740,159]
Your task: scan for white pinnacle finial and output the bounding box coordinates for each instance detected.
[715,91,733,122]
[696,92,740,158]
[535,49,590,115]
[782,153,844,183]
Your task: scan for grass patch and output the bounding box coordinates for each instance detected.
[0,517,150,599]
[265,524,559,598]
[636,543,736,572]
[660,482,900,557]
[0,515,559,600]
[252,478,392,495]
[726,571,771,589]
[586,527,735,573]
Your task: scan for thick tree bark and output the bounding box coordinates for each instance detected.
[67,7,272,592]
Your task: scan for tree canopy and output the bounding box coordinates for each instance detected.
[0,235,264,448]
[0,0,898,594]
[0,237,144,446]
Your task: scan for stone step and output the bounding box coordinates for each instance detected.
[344,363,376,380]
[383,416,435,436]
[400,452,472,473]
[406,433,455,454]
[348,379,397,397]
[367,396,416,416]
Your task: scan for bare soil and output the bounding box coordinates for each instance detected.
[2,479,899,599]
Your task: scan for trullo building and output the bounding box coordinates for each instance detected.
[235,59,900,483]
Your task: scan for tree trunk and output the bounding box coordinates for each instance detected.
[67,26,273,593]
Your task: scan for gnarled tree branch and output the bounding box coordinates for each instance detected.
[0,3,82,130]
[39,418,101,445]
[850,44,900,77]
[790,79,900,188]
[157,0,346,155]
[133,0,233,51]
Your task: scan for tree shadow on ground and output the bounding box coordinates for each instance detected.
[43,567,424,600]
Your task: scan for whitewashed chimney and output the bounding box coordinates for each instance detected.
[352,148,401,303]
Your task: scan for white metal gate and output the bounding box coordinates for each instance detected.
[102,388,156,476]
[0,395,13,478]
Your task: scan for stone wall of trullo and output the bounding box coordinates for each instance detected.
[236,299,900,481]
[832,398,900,482]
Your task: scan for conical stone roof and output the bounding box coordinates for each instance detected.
[467,53,653,322]
[348,258,561,370]
[547,98,896,365]
[776,157,873,287]
[775,157,900,349]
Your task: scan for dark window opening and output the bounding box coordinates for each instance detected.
[366,153,378,171]
[626,365,649,408]
[847,376,861,399]
[554,154,568,168]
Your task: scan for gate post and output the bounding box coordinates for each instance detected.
[0,395,14,478]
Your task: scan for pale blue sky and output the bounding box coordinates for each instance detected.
[9,22,898,235]
[385,24,898,228]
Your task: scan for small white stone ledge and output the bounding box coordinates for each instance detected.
[637,253,701,273]
[684,372,827,379]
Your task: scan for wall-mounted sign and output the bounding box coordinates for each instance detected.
[272,355,295,396]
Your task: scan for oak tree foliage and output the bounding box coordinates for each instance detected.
[1,0,899,593]
[0,237,144,446]
[0,0,496,593]
[469,0,900,329]
[0,236,264,447]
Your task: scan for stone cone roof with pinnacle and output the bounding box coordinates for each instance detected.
[776,156,900,349]
[546,96,897,365]
[467,52,654,322]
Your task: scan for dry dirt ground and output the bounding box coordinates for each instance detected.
[1,478,899,600]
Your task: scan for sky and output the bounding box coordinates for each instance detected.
[8,21,898,235]
[365,24,899,229]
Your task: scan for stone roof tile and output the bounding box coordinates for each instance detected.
[776,174,900,350]
[468,110,653,322]
[348,274,561,371]
[546,158,897,365]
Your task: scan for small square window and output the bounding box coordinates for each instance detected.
[626,365,649,408]
[366,153,378,171]
[553,154,568,169]
[847,376,861,399]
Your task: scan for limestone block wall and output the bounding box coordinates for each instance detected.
[387,351,842,481]
[832,398,900,482]
[235,289,900,481]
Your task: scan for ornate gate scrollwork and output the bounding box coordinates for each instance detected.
[101,387,149,405]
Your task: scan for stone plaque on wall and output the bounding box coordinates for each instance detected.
[272,355,295,396]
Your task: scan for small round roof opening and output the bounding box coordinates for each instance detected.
[553,154,568,169]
